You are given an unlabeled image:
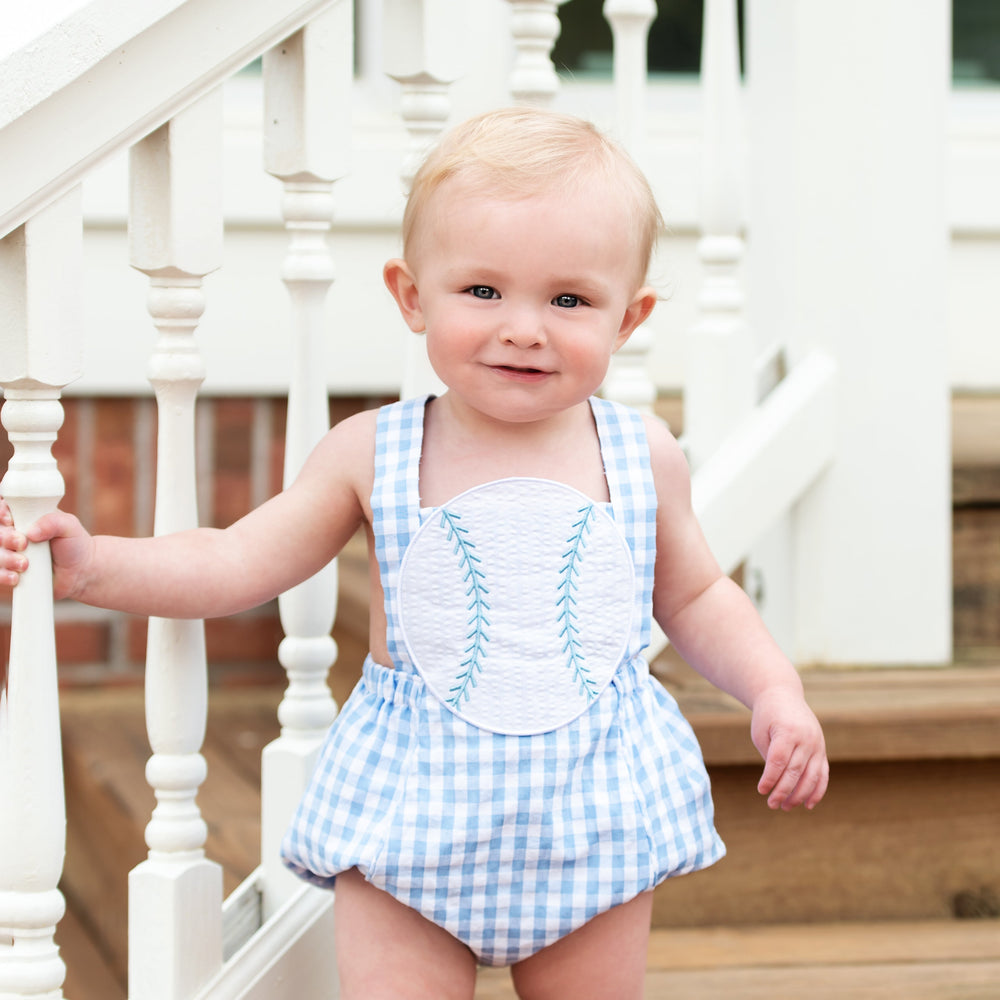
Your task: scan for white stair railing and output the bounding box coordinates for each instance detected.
[386,0,465,399]
[601,0,658,411]
[127,90,226,1000]
[0,187,82,1000]
[684,0,754,468]
[260,4,352,919]
[507,0,569,106]
[650,0,838,661]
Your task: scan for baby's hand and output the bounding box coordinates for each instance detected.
[750,686,829,811]
[0,497,28,589]
[0,498,95,601]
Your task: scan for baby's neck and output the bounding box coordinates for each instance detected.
[418,395,610,506]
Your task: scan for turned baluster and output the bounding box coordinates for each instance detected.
[506,0,570,106]
[259,5,351,917]
[601,0,659,412]
[126,91,224,1000]
[0,188,82,1000]
[383,0,465,398]
[684,0,753,468]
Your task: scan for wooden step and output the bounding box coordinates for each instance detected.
[56,661,1000,995]
[474,920,1000,999]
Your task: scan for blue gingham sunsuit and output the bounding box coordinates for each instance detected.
[281,395,725,967]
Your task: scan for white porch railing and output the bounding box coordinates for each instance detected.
[0,0,951,997]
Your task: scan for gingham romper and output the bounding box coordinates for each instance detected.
[281,395,725,967]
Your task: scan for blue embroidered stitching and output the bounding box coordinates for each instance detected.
[558,504,599,699]
[438,508,490,706]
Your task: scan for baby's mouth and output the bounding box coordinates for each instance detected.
[492,363,550,376]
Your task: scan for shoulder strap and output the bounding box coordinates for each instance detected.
[590,396,656,652]
[372,394,429,668]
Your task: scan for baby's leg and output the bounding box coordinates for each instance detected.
[334,867,478,1000]
[509,890,653,1000]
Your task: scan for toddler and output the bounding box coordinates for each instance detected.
[0,107,827,1000]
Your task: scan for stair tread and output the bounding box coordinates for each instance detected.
[652,654,1000,763]
[474,919,1000,999]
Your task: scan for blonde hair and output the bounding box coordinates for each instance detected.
[403,107,665,285]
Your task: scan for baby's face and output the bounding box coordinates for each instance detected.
[400,177,655,426]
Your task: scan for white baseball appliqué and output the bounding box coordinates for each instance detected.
[398,478,635,735]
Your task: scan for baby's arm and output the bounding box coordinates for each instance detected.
[0,410,375,619]
[645,416,829,811]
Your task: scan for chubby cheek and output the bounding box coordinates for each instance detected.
[424,324,475,379]
[567,335,617,378]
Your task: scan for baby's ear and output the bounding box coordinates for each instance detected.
[614,286,658,351]
[384,259,426,333]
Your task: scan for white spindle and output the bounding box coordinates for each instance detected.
[384,0,464,190]
[601,0,658,411]
[0,187,82,1000]
[261,4,351,918]
[684,0,753,469]
[126,91,224,1000]
[506,0,569,106]
[384,0,464,398]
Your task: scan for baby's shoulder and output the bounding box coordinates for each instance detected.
[639,411,692,496]
[306,407,379,493]
[319,406,379,454]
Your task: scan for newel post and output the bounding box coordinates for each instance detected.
[744,0,952,664]
[0,188,82,1000]
[260,3,352,918]
[126,91,224,1000]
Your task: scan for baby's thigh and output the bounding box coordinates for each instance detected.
[510,890,653,1000]
[333,868,477,1000]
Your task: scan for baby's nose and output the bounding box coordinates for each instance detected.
[500,309,546,347]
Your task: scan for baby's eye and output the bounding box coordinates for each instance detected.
[553,294,582,308]
[466,285,499,300]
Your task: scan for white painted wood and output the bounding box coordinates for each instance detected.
[745,0,952,664]
[0,187,82,1000]
[260,7,349,918]
[383,0,463,399]
[7,4,1000,399]
[601,0,658,412]
[198,875,336,999]
[220,877,262,963]
[127,91,225,1000]
[383,0,466,188]
[506,0,568,106]
[684,0,754,469]
[603,0,656,158]
[0,0,342,240]
[691,352,838,578]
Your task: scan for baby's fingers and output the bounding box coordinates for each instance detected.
[0,531,29,586]
[22,510,77,544]
[759,741,829,811]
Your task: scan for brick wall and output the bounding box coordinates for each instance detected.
[0,394,393,687]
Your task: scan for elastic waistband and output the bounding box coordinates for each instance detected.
[361,656,426,709]
[360,652,651,712]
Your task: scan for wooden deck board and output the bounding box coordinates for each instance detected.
[655,653,1000,764]
[473,921,1000,999]
[57,905,124,1000]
